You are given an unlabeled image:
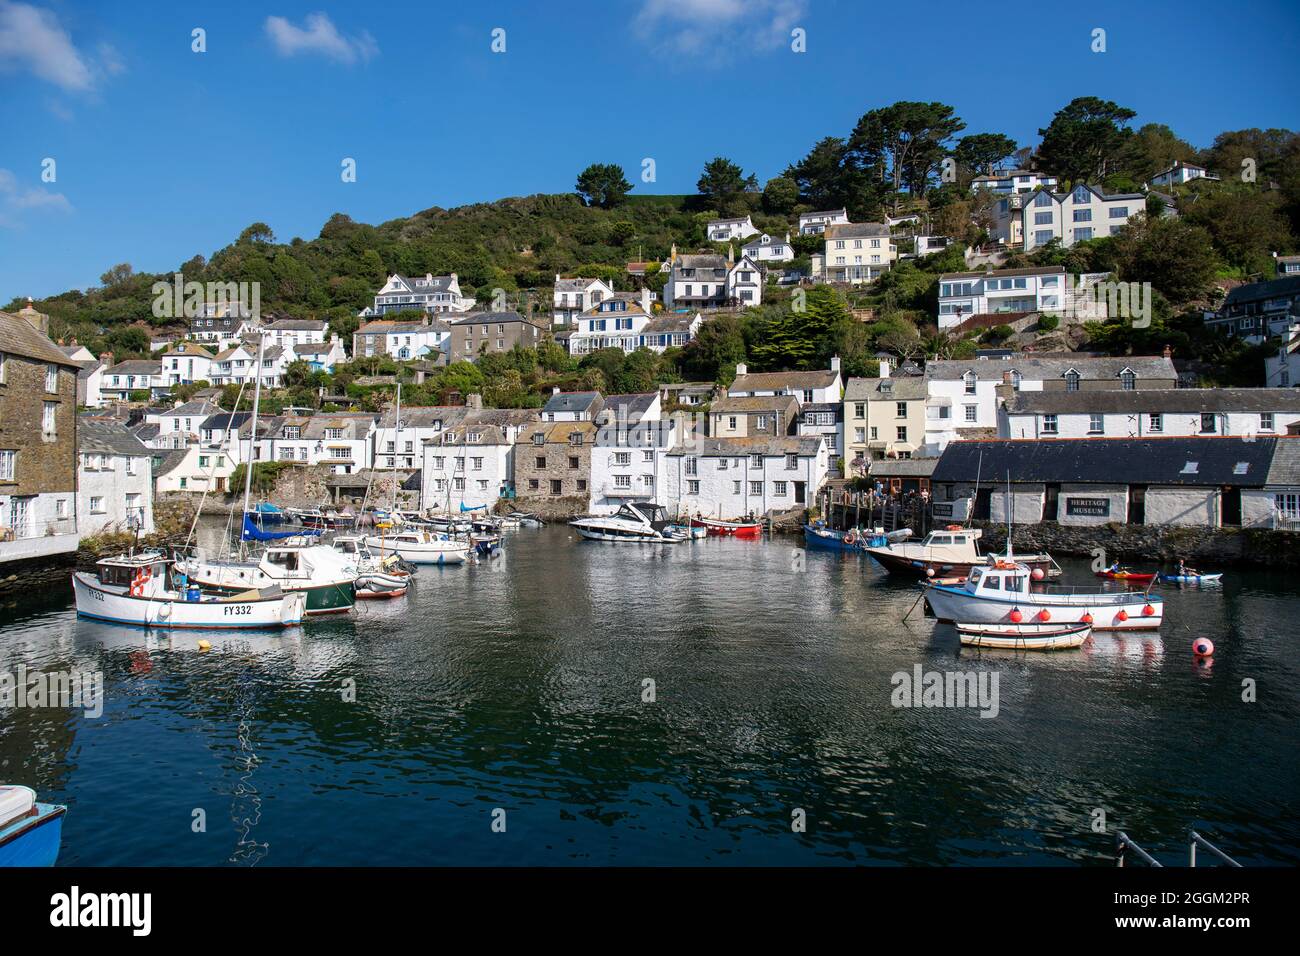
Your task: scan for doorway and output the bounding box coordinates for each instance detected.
[794,481,806,505]
[974,488,992,521]
[1128,485,1147,525]
[1221,486,1241,527]
[1043,483,1060,522]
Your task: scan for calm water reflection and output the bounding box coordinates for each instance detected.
[1,521,1297,865]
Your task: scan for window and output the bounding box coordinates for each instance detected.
[550,479,563,495]
[568,456,579,469]
[126,457,137,476]
[472,457,483,471]
[1200,414,1216,434]
[749,481,763,495]
[179,477,187,489]
[45,364,58,393]
[896,426,908,441]
[750,454,762,469]
[89,496,105,514]
[732,481,741,494]
[614,474,631,489]
[1034,212,1053,225]
[1261,412,1275,431]
[896,401,907,418]
[0,352,5,383]
[1073,228,1093,241]
[964,405,977,423]
[1119,370,1136,390]
[1064,370,1080,392]
[614,452,630,466]
[1149,413,1163,432]
[1109,207,1129,218]
[643,450,653,462]
[728,415,737,430]
[1072,209,1092,222]
[535,456,546,469]
[1034,192,1053,207]
[325,428,344,440]
[1088,413,1104,434]
[0,450,14,480]
[687,480,700,495]
[854,403,865,418]
[42,402,57,438]
[963,371,977,394]
[1034,230,1054,246]
[774,481,788,496]
[527,479,539,490]
[1043,415,1058,434]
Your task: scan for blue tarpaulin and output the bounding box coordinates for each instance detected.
[242,514,320,541]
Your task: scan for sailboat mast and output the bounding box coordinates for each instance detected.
[1005,470,1014,562]
[390,382,401,515]
[240,332,266,560]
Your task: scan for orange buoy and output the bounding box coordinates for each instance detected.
[1116,609,1129,622]
[1081,612,1094,624]
[1142,604,1156,616]
[1193,638,1214,657]
[1037,609,1051,622]
[1031,567,1045,581]
[1009,608,1023,623]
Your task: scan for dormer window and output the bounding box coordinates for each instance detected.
[1064,370,1081,392]
[1119,369,1136,390]
[963,371,977,395]
[1073,186,1091,203]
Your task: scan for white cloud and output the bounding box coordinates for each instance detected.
[265,13,377,65]
[0,168,73,229]
[634,0,807,56]
[0,1,94,91]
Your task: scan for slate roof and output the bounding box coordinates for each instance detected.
[925,355,1176,382]
[825,223,891,240]
[554,276,607,292]
[543,391,603,415]
[730,369,839,392]
[200,412,252,431]
[1221,275,1300,308]
[711,394,800,414]
[844,376,927,401]
[1006,388,1300,415]
[165,400,219,417]
[600,393,658,423]
[523,421,597,445]
[1264,437,1300,485]
[377,405,468,429]
[867,457,939,478]
[642,314,698,333]
[448,311,540,329]
[265,318,327,331]
[667,435,824,457]
[357,318,452,334]
[103,359,162,376]
[930,437,1278,487]
[293,342,332,355]
[159,342,214,358]
[79,418,152,457]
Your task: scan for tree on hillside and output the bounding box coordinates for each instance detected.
[1180,187,1294,275]
[1202,128,1297,182]
[1036,96,1136,184]
[100,263,134,289]
[677,313,748,384]
[1115,123,1198,183]
[848,101,966,213]
[697,157,758,217]
[762,175,799,214]
[954,133,1018,177]
[575,164,632,209]
[239,222,276,244]
[1112,215,1218,305]
[749,286,851,370]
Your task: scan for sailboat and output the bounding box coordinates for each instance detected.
[175,333,358,614]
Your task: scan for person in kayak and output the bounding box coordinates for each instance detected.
[1177,558,1201,578]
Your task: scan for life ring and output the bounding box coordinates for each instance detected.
[843,532,856,545]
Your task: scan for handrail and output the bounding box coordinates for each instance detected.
[1116,831,1163,867]
[1189,830,1241,867]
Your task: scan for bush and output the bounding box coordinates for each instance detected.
[1038,314,1060,331]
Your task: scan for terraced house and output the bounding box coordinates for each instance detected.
[353,316,451,361]
[0,303,81,567]
[823,223,896,283]
[514,420,596,504]
[448,311,546,360]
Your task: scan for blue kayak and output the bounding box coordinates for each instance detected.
[1159,573,1223,584]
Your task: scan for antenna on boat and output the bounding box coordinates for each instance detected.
[1005,469,1014,562]
[239,332,266,562]
[965,449,983,529]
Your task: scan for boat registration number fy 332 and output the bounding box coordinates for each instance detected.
[222,605,253,616]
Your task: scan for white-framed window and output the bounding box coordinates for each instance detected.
[774,481,788,496]
[89,496,105,514]
[42,402,57,438]
[1149,413,1163,432]
[45,364,58,393]
[614,474,631,489]
[964,405,977,423]
[1261,412,1275,431]
[1089,413,1104,434]
[1043,415,1058,434]
[749,481,763,495]
[0,449,14,480]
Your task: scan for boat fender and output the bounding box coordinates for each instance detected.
[843,533,856,546]
[1037,609,1051,622]
[1031,568,1045,581]
[925,568,934,578]
[1115,610,1129,622]
[197,640,211,652]
[1193,638,1214,658]
[1142,604,1156,616]
[1009,608,1023,623]
[1081,612,1094,624]
[158,603,170,620]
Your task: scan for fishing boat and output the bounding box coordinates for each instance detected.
[425,513,476,535]
[1095,565,1157,583]
[571,503,688,543]
[689,515,763,538]
[802,523,910,552]
[956,621,1092,650]
[863,526,1058,579]
[177,531,358,614]
[249,501,287,524]
[291,507,355,530]
[1158,572,1224,584]
[329,535,412,599]
[924,558,1164,631]
[0,785,67,867]
[74,552,308,628]
[365,528,470,565]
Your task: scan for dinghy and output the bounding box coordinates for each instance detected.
[0,785,66,867]
[74,553,307,629]
[956,621,1092,650]
[689,515,762,538]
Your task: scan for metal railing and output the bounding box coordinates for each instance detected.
[1116,831,1163,867]
[1116,830,1241,867]
[1189,830,1241,867]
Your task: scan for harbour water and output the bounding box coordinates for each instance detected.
[2,521,1297,866]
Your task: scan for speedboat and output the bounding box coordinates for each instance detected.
[924,558,1163,631]
[365,529,470,565]
[330,535,412,599]
[0,785,67,867]
[863,526,1058,579]
[570,502,688,543]
[689,515,762,538]
[176,542,358,614]
[73,553,307,629]
[956,621,1092,650]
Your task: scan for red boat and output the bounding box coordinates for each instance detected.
[690,516,763,538]
[1094,567,1156,583]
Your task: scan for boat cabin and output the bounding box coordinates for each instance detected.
[921,527,982,549]
[965,563,1029,595]
[331,536,376,560]
[622,502,672,530]
[95,553,178,595]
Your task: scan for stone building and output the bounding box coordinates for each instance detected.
[513,421,597,505]
[0,302,82,567]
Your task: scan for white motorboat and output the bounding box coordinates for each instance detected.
[863,526,1059,579]
[176,541,358,614]
[956,621,1092,650]
[569,502,688,543]
[330,535,412,598]
[364,529,470,565]
[73,553,306,630]
[924,558,1163,631]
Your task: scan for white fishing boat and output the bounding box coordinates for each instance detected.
[956,621,1092,650]
[863,526,1059,579]
[925,558,1163,631]
[176,540,358,614]
[73,553,307,630]
[364,528,470,565]
[570,502,688,543]
[330,535,412,599]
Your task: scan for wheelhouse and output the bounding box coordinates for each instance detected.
[965,564,1029,595]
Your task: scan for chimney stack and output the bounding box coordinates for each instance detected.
[552,386,561,396]
[17,297,49,334]
[1162,344,1172,359]
[1002,370,1014,385]
[830,355,841,374]
[736,362,747,378]
[878,357,890,378]
[465,393,482,410]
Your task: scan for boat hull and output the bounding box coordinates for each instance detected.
[571,524,683,543]
[73,573,306,629]
[690,518,761,538]
[956,622,1091,650]
[1159,574,1223,584]
[364,537,469,565]
[866,548,1056,579]
[180,569,355,615]
[925,583,1162,631]
[803,526,861,552]
[0,804,66,867]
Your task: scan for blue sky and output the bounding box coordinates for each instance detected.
[1,0,1298,303]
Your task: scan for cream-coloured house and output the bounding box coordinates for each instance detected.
[843,368,927,472]
[824,223,897,283]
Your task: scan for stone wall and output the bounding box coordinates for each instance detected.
[972,519,1300,568]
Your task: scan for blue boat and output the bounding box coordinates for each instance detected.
[0,785,66,867]
[250,502,286,524]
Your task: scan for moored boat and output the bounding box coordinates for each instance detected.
[0,785,66,867]
[956,621,1092,650]
[863,526,1059,579]
[924,558,1163,631]
[74,553,308,629]
[175,541,357,614]
[365,529,470,565]
[689,515,762,538]
[330,535,412,599]
[571,503,688,543]
[1095,566,1157,583]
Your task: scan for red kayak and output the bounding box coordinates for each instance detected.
[1095,569,1156,583]
[690,517,763,538]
